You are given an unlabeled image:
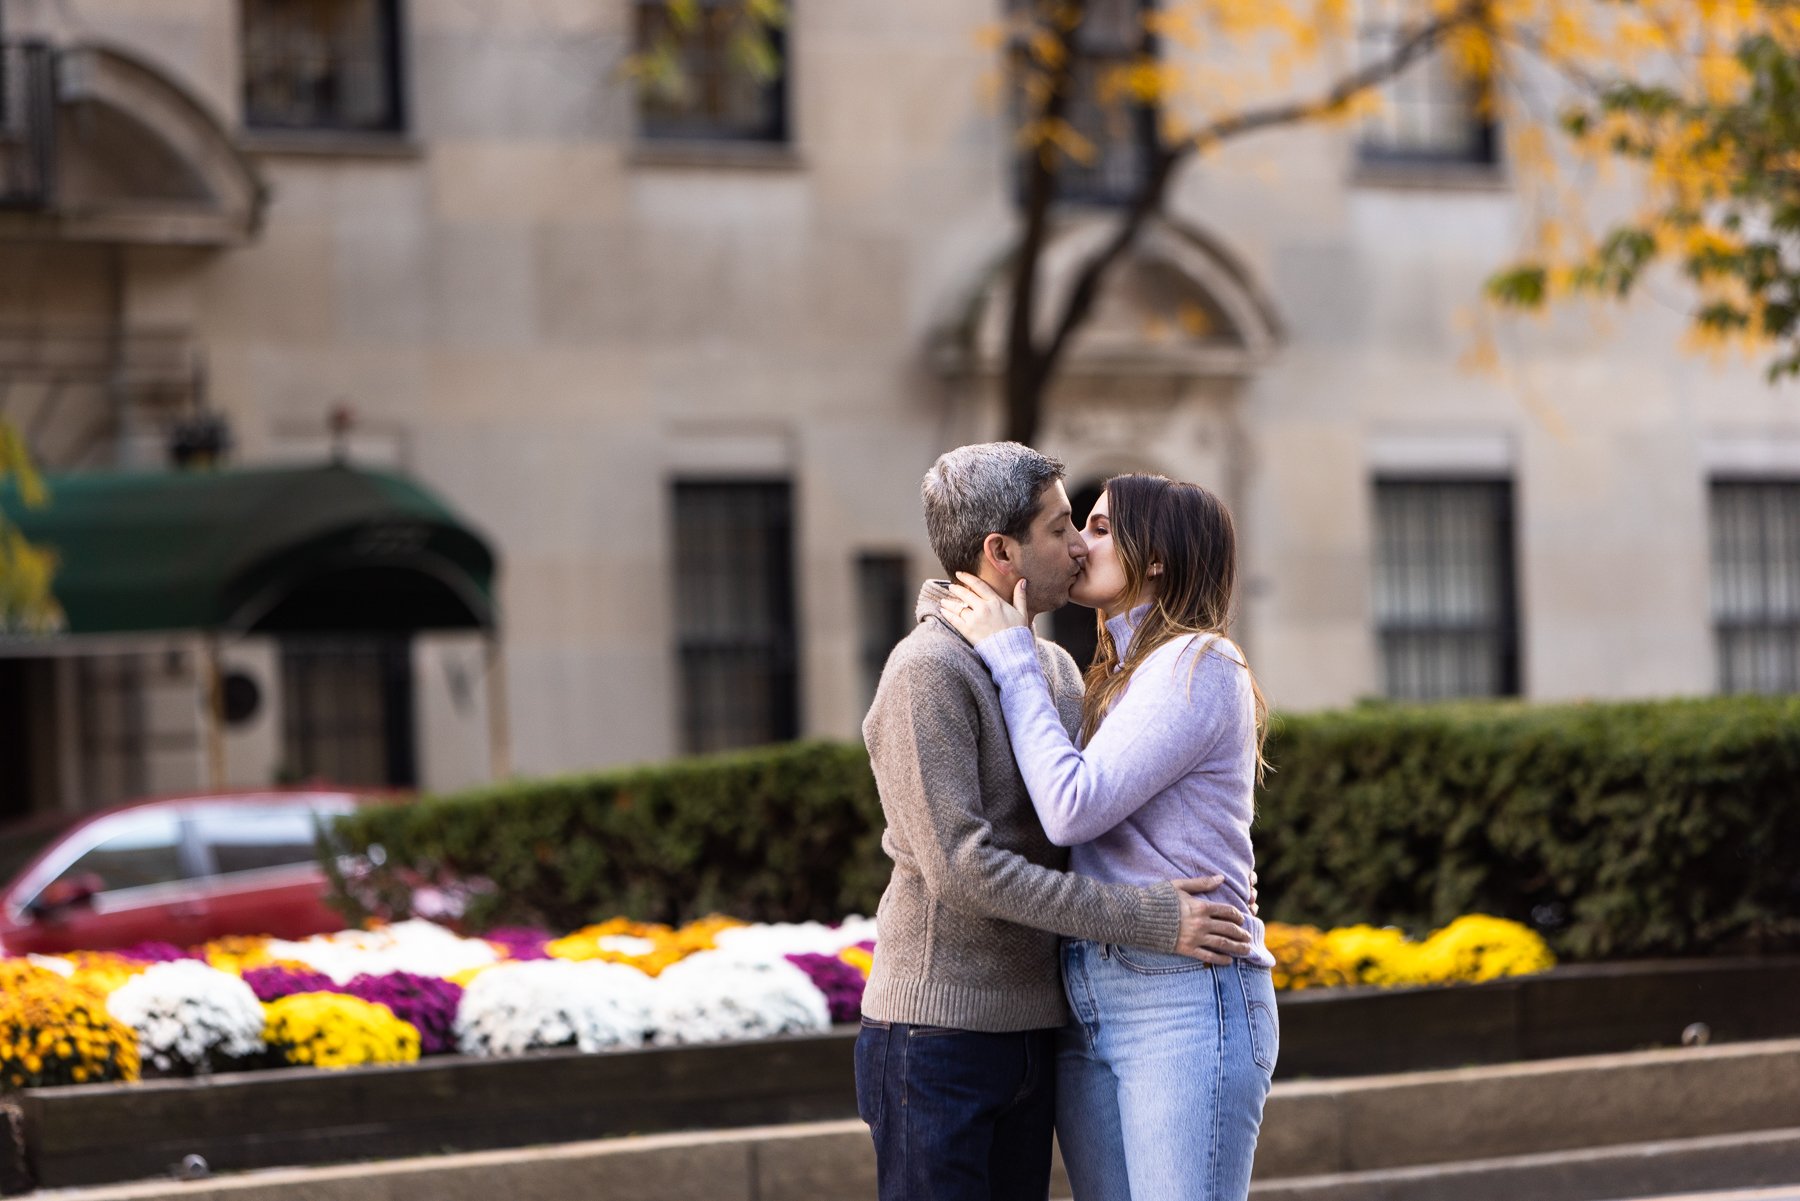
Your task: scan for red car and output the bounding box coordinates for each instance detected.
[0,791,374,958]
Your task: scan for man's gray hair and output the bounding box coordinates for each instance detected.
[921,442,1066,576]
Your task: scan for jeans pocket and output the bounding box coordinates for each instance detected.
[905,1024,965,1038]
[854,1022,889,1129]
[1113,946,1212,976]
[1238,966,1279,1074]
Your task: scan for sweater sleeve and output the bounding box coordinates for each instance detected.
[976,626,1233,846]
[866,652,1183,951]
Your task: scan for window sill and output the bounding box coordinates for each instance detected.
[237,131,424,160]
[628,140,803,172]
[1350,159,1510,192]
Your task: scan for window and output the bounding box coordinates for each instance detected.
[673,480,799,752]
[1011,0,1157,206]
[635,0,787,143]
[242,0,405,133]
[1711,481,1800,693]
[196,805,330,876]
[0,40,56,209]
[45,812,189,900]
[281,636,416,786]
[1372,479,1519,700]
[1356,0,1497,167]
[857,553,910,707]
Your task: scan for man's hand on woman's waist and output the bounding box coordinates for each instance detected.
[1172,874,1252,964]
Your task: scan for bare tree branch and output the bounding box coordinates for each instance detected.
[1005,10,1086,442]
[1187,0,1489,149]
[1010,0,1490,438]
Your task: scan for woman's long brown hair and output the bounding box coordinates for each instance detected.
[1079,474,1270,780]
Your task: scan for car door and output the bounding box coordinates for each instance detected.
[187,800,352,943]
[6,806,211,956]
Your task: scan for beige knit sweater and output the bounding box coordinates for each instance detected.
[858,581,1184,1032]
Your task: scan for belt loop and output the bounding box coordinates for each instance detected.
[1100,943,1112,960]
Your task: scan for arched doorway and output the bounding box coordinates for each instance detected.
[935,216,1282,684]
[0,464,499,812]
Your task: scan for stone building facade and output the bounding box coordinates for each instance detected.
[1,0,1794,812]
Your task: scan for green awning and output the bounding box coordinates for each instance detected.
[0,465,497,635]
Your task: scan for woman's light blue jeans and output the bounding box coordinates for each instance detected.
[1057,940,1278,1201]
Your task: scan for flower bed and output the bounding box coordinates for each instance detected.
[0,913,1551,1088]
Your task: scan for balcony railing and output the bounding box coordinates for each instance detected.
[0,41,56,210]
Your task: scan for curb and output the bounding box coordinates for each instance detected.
[26,1039,1800,1200]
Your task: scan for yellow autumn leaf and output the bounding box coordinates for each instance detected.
[1696,50,1750,103]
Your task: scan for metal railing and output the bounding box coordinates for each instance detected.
[0,40,56,209]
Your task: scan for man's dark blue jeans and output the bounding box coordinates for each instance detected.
[854,1017,1058,1201]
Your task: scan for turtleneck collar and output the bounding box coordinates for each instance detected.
[915,579,981,646]
[1104,602,1152,659]
[916,579,955,623]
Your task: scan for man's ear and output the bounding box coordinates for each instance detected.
[981,532,1015,576]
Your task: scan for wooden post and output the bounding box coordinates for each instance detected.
[202,635,226,789]
[485,633,511,781]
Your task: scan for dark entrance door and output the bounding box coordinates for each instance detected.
[0,658,55,820]
[0,658,34,822]
[279,635,416,787]
[1050,480,1107,672]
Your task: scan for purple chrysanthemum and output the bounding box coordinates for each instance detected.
[483,926,554,961]
[785,953,867,1024]
[241,965,338,1003]
[113,941,198,964]
[343,970,463,1055]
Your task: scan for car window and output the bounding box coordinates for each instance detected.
[197,805,327,876]
[49,811,189,897]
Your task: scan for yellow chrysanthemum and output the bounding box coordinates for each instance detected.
[1263,923,1352,991]
[201,935,277,975]
[547,917,685,976]
[63,951,149,997]
[0,966,139,1090]
[671,913,747,954]
[1408,915,1556,985]
[837,946,875,979]
[262,993,420,1070]
[1316,924,1419,988]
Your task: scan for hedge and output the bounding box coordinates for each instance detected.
[1254,695,1800,959]
[325,741,889,931]
[326,697,1800,959]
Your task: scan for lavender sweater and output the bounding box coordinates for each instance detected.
[976,606,1274,968]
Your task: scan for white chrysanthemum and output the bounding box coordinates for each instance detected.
[648,951,830,1046]
[106,960,265,1073]
[264,919,500,984]
[454,959,653,1056]
[710,917,878,965]
[25,954,74,977]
